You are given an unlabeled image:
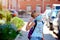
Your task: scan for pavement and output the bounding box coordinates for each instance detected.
[15,15,57,40]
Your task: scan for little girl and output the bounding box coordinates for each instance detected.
[26,11,44,40]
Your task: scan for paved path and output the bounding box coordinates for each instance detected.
[43,24,56,40]
[15,22,29,40]
[15,22,56,40]
[15,16,56,40]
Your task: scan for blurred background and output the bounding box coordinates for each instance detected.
[0,0,60,40]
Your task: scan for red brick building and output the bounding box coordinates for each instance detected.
[2,0,60,13]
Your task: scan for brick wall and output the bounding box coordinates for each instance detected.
[2,0,60,13]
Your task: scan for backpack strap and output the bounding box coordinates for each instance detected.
[28,20,37,39]
[34,20,44,29]
[42,21,44,24]
[33,20,37,31]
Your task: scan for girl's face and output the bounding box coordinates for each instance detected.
[32,13,39,19]
[31,11,39,19]
[32,13,38,19]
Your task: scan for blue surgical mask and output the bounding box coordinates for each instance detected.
[35,15,42,21]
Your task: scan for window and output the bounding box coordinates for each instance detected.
[46,4,51,9]
[2,0,7,6]
[2,0,6,6]
[2,0,8,8]
[12,0,16,7]
[36,5,41,13]
[20,0,25,1]
[12,0,16,9]
[26,5,31,12]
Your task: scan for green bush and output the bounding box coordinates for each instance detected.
[0,23,18,40]
[11,17,25,30]
[0,10,24,40]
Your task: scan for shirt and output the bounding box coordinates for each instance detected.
[31,15,44,38]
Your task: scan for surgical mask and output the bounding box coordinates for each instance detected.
[35,15,42,21]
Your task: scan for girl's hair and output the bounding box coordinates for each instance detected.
[31,10,36,18]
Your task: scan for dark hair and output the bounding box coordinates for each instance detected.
[31,10,36,18]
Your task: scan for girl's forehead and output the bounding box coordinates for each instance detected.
[34,13,38,15]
